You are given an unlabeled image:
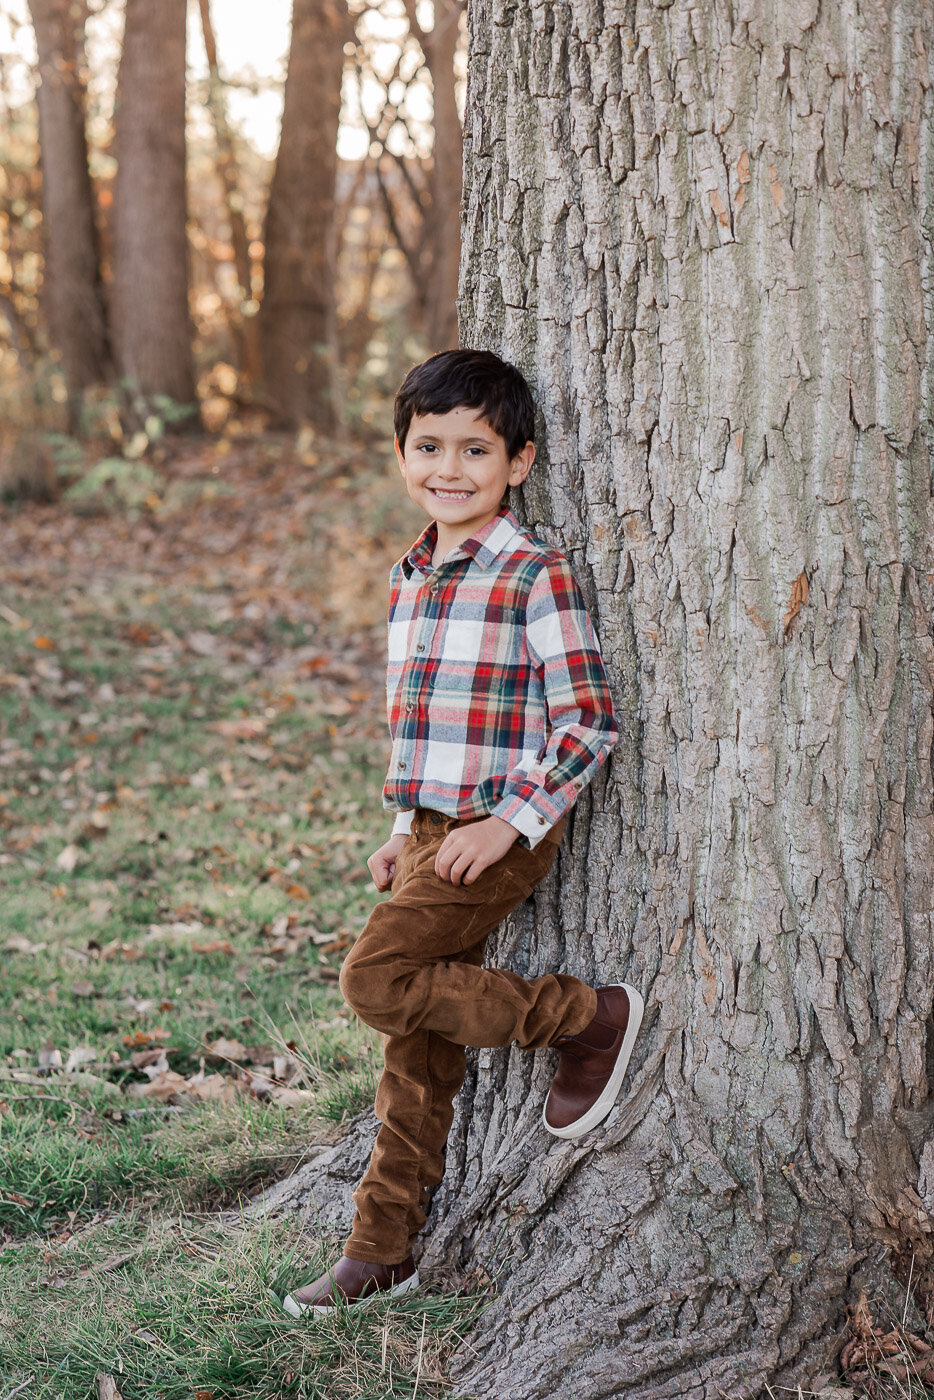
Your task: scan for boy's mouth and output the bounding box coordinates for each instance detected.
[429,488,475,501]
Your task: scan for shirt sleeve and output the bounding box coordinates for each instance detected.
[491,557,618,847]
[391,809,414,837]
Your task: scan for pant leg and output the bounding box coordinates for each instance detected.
[342,812,597,1263]
[339,816,596,1052]
[345,944,484,1264]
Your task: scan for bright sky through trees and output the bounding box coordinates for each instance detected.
[0,0,437,161]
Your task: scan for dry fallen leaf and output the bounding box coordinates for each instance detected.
[38,1043,63,1072]
[56,843,81,872]
[122,1028,171,1048]
[133,1050,170,1078]
[192,939,235,955]
[282,882,311,901]
[80,817,110,841]
[185,630,220,657]
[1,1187,36,1206]
[4,935,46,955]
[203,1037,248,1062]
[81,1252,136,1277]
[209,717,267,739]
[127,1070,189,1102]
[184,1071,240,1104]
[311,967,341,983]
[315,931,353,955]
[271,1054,300,1084]
[266,1085,316,1108]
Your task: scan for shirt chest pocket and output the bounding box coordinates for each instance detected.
[439,618,486,664]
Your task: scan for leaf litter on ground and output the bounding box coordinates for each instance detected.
[0,436,487,1395]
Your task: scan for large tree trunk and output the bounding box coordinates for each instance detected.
[415,3,934,1396]
[111,0,196,415]
[28,0,109,419]
[259,0,346,431]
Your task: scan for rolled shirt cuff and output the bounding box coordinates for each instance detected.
[391,809,414,837]
[492,793,564,849]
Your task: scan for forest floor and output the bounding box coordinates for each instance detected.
[0,432,482,1398]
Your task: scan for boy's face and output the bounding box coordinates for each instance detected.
[394,406,535,550]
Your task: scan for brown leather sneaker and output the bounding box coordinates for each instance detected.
[543,984,644,1139]
[282,1254,419,1319]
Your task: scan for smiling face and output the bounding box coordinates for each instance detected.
[395,406,535,559]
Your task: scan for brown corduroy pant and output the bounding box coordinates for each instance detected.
[338,809,598,1264]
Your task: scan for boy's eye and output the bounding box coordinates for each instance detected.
[417,443,438,453]
[466,447,487,456]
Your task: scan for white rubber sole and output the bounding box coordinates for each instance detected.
[543,983,644,1140]
[282,1269,420,1319]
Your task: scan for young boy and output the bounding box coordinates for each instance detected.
[283,349,643,1318]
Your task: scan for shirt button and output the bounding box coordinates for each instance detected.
[416,643,425,653]
[538,817,546,825]
[398,761,406,771]
[430,585,439,596]
[405,703,415,713]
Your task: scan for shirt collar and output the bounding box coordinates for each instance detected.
[403,505,522,577]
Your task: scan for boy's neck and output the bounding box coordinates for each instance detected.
[431,508,503,568]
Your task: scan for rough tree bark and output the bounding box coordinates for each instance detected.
[259,0,347,431]
[403,1,934,1395]
[28,0,109,419]
[111,0,196,414]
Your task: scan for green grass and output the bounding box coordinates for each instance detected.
[0,1090,320,1233]
[0,1211,484,1398]
[0,449,479,1397]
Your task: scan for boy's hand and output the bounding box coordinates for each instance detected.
[435,815,520,886]
[368,832,409,892]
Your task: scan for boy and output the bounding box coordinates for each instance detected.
[283,349,643,1318]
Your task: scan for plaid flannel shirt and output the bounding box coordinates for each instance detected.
[383,506,618,848]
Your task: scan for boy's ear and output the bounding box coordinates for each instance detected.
[394,434,406,476]
[507,441,536,487]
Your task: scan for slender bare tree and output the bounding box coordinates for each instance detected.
[400,0,463,350]
[111,0,196,415]
[352,0,464,351]
[195,0,263,389]
[27,0,109,419]
[260,0,348,430]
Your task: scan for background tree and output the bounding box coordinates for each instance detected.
[110,0,196,416]
[259,0,348,431]
[27,0,109,422]
[409,2,934,1396]
[195,0,263,390]
[350,0,464,351]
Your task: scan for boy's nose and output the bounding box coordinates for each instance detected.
[434,459,463,480]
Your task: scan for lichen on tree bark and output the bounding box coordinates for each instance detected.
[418,2,934,1395]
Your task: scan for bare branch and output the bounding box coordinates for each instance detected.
[399,0,427,45]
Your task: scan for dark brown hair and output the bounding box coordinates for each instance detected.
[393,349,535,460]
